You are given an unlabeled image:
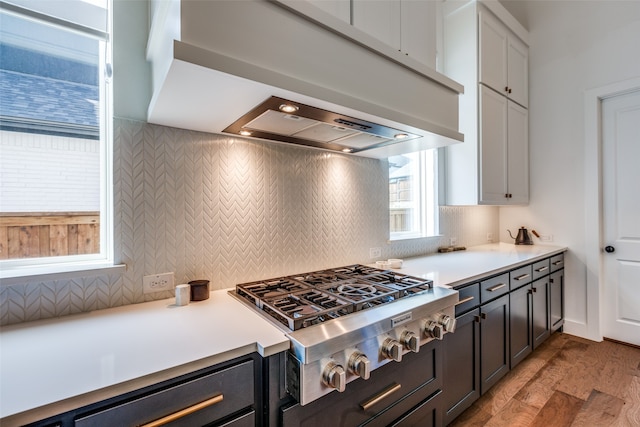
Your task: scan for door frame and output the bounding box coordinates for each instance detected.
[584,76,640,342]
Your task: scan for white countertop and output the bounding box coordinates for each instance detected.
[0,290,290,425]
[0,243,566,425]
[397,243,566,289]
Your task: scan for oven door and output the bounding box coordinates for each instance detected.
[281,339,443,427]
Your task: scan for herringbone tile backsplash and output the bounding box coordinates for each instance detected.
[0,119,498,325]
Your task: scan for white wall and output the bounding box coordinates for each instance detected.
[499,0,640,339]
[0,131,99,212]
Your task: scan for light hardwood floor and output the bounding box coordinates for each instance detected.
[449,332,640,426]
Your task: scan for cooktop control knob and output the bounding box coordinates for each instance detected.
[439,314,457,333]
[322,361,346,392]
[382,338,403,362]
[401,331,420,353]
[424,320,444,340]
[349,352,371,380]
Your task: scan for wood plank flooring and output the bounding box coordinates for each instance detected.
[449,332,640,426]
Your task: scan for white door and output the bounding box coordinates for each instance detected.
[602,89,640,346]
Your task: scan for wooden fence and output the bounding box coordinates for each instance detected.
[0,212,100,259]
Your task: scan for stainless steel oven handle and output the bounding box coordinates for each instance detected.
[140,394,224,427]
[360,383,402,411]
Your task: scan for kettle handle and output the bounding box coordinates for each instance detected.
[507,229,516,240]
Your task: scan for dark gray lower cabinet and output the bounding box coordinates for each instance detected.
[480,294,510,394]
[509,284,532,368]
[532,278,551,349]
[550,269,565,332]
[442,308,480,425]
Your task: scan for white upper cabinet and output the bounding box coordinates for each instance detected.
[442,0,529,205]
[353,0,437,69]
[479,85,529,204]
[479,8,528,107]
[277,0,438,71]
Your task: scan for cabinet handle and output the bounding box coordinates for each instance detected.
[508,88,512,94]
[455,296,475,306]
[532,287,537,293]
[140,394,224,427]
[505,86,509,92]
[550,278,554,283]
[360,383,401,410]
[552,260,563,266]
[487,283,506,292]
[514,273,530,281]
[535,266,549,273]
[480,312,487,320]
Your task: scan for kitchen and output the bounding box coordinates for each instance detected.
[1,0,639,426]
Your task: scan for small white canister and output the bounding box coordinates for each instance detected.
[175,284,190,306]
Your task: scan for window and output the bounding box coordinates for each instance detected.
[389,150,439,240]
[0,0,112,275]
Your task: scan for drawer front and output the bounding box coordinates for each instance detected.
[455,283,480,316]
[76,360,255,427]
[480,273,510,303]
[532,259,550,281]
[510,265,533,290]
[550,253,565,272]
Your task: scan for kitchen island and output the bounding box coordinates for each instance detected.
[0,242,566,426]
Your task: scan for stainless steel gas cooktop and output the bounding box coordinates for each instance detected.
[232,264,459,405]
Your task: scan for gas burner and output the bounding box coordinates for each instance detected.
[336,283,378,298]
[295,272,346,287]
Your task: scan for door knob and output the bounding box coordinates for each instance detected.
[604,246,615,253]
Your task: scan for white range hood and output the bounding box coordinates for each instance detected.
[146,0,464,158]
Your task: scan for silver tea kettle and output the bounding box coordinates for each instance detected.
[508,227,534,245]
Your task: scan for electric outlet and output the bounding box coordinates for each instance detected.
[487,232,494,242]
[450,237,458,246]
[143,272,175,294]
[370,247,382,259]
[540,234,554,242]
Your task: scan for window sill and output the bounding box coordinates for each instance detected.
[0,261,126,284]
[389,234,443,243]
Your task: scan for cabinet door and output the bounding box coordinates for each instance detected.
[400,0,437,68]
[442,308,480,425]
[479,294,510,394]
[532,278,551,349]
[507,35,528,107]
[308,0,351,23]
[550,269,564,332]
[479,85,508,204]
[506,100,529,204]
[509,284,532,368]
[478,9,508,96]
[352,0,401,51]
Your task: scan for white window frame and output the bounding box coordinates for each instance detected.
[0,0,116,279]
[389,149,439,241]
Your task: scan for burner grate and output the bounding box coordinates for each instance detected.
[261,290,353,330]
[319,279,399,311]
[234,264,433,330]
[236,278,310,308]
